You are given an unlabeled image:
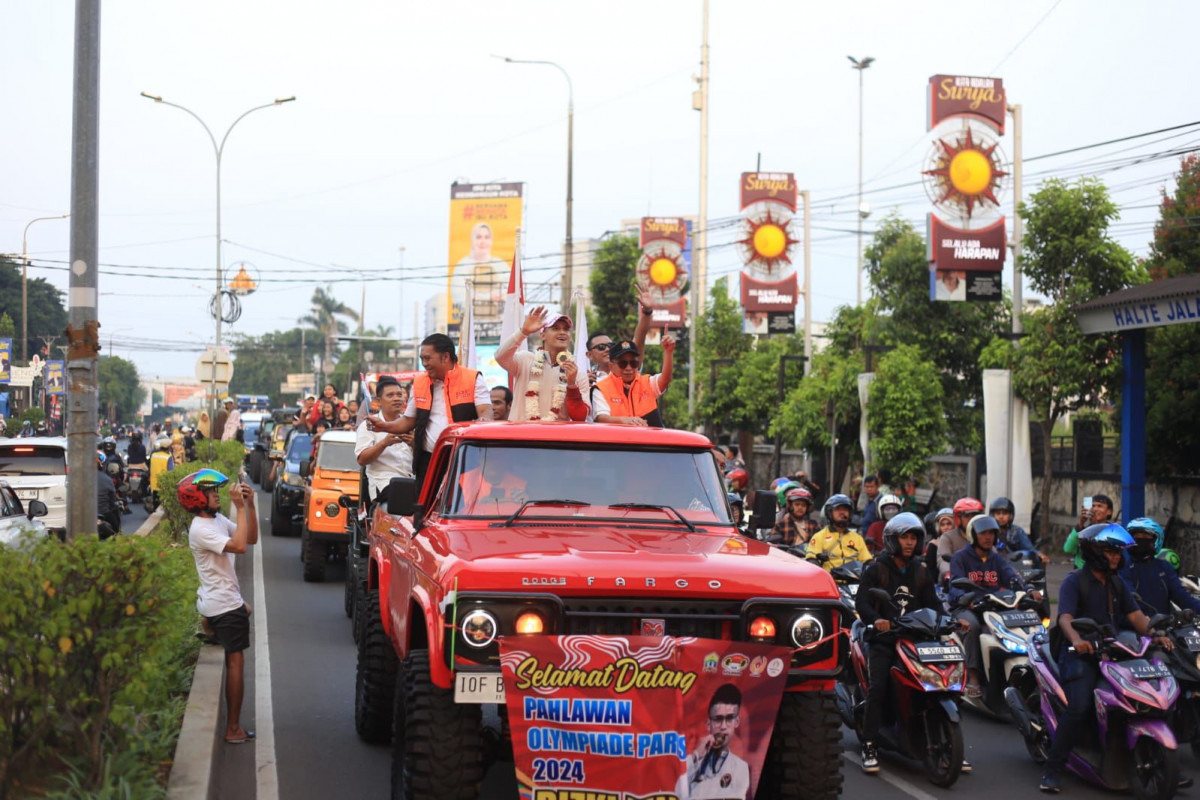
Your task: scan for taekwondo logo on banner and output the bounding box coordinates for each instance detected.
[637,218,690,346]
[924,75,1008,302]
[738,173,799,334]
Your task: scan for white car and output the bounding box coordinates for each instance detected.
[0,480,49,546]
[0,437,68,537]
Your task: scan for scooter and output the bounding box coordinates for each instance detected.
[105,460,131,514]
[948,577,1045,718]
[126,464,149,504]
[1003,547,1051,621]
[1154,609,1200,759]
[1006,617,1180,799]
[836,588,967,788]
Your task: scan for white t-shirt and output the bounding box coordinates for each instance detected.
[188,513,244,617]
[675,748,751,799]
[403,373,490,452]
[591,373,664,420]
[354,418,414,499]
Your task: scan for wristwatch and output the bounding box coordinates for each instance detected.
[641,306,654,316]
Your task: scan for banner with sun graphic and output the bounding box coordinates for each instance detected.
[738,172,799,333]
[925,75,1007,302]
[637,218,689,344]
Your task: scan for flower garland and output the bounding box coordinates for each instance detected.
[525,350,569,421]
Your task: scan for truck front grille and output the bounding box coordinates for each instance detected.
[560,598,741,640]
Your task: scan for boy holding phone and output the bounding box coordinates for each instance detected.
[1062,493,1114,569]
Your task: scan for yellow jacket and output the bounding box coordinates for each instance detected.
[805,526,873,570]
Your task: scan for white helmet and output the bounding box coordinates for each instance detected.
[155,437,172,451]
[878,493,904,521]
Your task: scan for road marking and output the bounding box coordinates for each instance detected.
[842,752,941,800]
[253,504,280,800]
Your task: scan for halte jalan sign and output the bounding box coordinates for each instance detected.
[1077,290,1200,335]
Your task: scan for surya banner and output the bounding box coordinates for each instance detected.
[638,218,691,341]
[500,635,791,800]
[927,74,1006,133]
[447,182,524,332]
[739,173,799,334]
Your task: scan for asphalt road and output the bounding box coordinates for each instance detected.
[203,488,1192,799]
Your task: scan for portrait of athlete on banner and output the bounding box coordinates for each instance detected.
[676,683,751,800]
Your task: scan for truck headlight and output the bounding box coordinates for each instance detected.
[325,502,339,517]
[461,610,498,648]
[282,472,303,487]
[791,614,824,649]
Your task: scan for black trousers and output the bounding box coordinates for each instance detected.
[862,641,896,742]
[1045,652,1100,773]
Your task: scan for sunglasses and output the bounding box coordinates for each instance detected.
[615,358,640,369]
[590,342,611,351]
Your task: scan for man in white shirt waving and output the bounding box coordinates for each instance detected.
[181,468,259,745]
[355,375,414,506]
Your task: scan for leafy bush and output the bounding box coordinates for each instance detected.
[158,440,246,540]
[0,528,200,797]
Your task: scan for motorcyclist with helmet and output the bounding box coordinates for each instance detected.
[768,487,813,547]
[1040,523,1175,793]
[726,493,747,536]
[989,497,1048,563]
[855,512,947,774]
[806,494,872,571]
[923,507,956,574]
[1119,517,1200,615]
[936,497,984,579]
[725,467,748,501]
[96,453,120,538]
[864,493,904,553]
[949,515,1043,698]
[125,430,148,469]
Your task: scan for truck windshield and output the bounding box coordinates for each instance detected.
[444,443,731,525]
[317,440,358,472]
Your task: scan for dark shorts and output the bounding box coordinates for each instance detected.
[205,605,251,653]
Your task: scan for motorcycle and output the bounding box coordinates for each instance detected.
[835,588,967,787]
[948,576,1045,718]
[1006,617,1181,799]
[1003,547,1051,621]
[1151,609,1200,760]
[126,464,149,504]
[831,559,864,617]
[105,460,131,515]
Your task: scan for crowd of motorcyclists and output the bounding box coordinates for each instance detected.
[723,458,1198,796]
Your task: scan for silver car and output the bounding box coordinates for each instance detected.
[0,480,49,546]
[0,437,67,538]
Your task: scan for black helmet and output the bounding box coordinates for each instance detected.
[822,493,853,522]
[882,512,925,560]
[989,497,1015,516]
[966,515,1001,548]
[1078,523,1134,574]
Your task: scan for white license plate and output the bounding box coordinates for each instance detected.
[16,489,37,500]
[454,672,505,704]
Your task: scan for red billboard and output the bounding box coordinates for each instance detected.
[927,215,1006,272]
[501,635,791,799]
[928,74,1006,133]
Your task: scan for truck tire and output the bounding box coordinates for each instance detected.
[248,450,263,483]
[759,691,843,799]
[391,649,484,799]
[343,558,355,618]
[270,502,291,537]
[302,529,327,582]
[354,590,397,743]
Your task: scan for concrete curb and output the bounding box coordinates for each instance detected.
[133,506,164,537]
[167,644,224,800]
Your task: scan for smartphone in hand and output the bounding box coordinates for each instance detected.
[1083,496,1093,510]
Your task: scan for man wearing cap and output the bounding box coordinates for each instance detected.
[593,333,675,428]
[497,306,590,422]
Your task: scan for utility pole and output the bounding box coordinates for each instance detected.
[1006,102,1024,506]
[849,55,874,306]
[801,189,812,373]
[689,0,710,418]
[66,0,101,540]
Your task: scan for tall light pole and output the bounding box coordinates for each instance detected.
[141,92,295,435]
[495,56,573,310]
[689,0,710,418]
[848,55,874,306]
[20,214,70,361]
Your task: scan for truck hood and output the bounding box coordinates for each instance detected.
[434,523,839,599]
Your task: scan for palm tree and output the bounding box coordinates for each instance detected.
[298,286,359,376]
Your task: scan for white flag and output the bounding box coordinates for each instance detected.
[500,249,525,351]
[573,288,589,368]
[462,281,477,369]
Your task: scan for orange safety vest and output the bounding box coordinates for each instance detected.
[411,366,481,458]
[595,372,663,428]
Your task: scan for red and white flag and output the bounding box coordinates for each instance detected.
[499,249,525,349]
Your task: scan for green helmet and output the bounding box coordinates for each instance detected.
[1158,548,1182,573]
[775,481,802,507]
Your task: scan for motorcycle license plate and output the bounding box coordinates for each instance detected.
[915,642,964,663]
[1129,662,1171,680]
[1180,628,1200,652]
[1000,610,1043,628]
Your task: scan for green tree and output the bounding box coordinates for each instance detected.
[1009,178,1136,534]
[230,328,315,405]
[1144,155,1200,475]
[97,356,146,423]
[694,278,753,432]
[588,235,642,341]
[773,348,862,483]
[864,215,1009,450]
[0,312,14,338]
[0,258,68,356]
[870,344,947,481]
[297,286,359,376]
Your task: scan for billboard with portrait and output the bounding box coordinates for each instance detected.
[447,182,524,333]
[0,339,11,384]
[45,361,65,395]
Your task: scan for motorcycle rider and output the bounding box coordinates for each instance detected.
[150,436,176,505]
[936,497,984,579]
[727,493,747,536]
[125,430,148,468]
[1040,523,1174,793]
[855,512,947,774]
[865,493,904,553]
[924,507,956,575]
[768,487,813,546]
[806,494,872,571]
[990,497,1049,563]
[949,515,1043,698]
[96,453,120,539]
[1119,517,1200,615]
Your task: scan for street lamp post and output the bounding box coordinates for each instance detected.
[21,214,70,361]
[495,56,573,311]
[141,92,294,437]
[848,55,874,307]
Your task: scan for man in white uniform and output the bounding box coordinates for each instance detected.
[676,684,751,799]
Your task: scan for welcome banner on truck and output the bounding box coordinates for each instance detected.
[500,635,790,800]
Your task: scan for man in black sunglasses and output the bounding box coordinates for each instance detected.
[593,333,675,427]
[585,287,656,384]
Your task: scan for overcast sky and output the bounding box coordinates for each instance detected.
[3,0,1196,379]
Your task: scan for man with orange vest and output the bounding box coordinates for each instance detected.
[366,333,492,482]
[593,333,675,428]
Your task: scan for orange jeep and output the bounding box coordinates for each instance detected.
[300,429,359,582]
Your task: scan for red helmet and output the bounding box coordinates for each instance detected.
[176,469,230,513]
[785,487,813,508]
[952,497,985,527]
[726,468,748,487]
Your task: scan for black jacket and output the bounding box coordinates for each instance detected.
[856,555,944,626]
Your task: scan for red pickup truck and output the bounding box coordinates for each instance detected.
[354,421,846,799]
